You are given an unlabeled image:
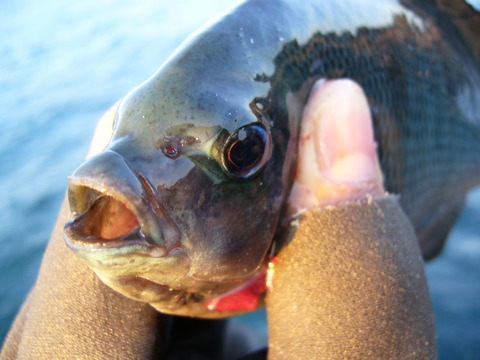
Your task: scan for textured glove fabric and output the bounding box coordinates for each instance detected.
[2,196,437,359]
[1,201,164,360]
[267,195,437,360]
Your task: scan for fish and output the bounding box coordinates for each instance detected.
[63,0,480,318]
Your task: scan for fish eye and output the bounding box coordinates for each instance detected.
[220,123,272,179]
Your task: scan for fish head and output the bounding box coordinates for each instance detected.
[63,67,291,317]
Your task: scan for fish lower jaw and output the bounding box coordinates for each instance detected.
[98,274,226,316]
[95,270,266,318]
[106,275,204,305]
[64,221,168,259]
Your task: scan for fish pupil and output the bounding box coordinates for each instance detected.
[228,131,263,169]
[223,123,270,178]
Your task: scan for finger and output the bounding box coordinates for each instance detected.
[288,79,384,215]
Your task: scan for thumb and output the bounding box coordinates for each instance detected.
[288,79,385,215]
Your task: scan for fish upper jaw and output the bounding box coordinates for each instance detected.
[63,149,181,258]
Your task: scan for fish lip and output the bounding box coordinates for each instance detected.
[63,171,168,256]
[64,220,164,254]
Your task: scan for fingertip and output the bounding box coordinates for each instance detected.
[288,79,385,213]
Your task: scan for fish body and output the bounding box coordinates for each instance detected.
[64,0,480,317]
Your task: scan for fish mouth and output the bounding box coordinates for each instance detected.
[65,188,157,251]
[63,150,178,257]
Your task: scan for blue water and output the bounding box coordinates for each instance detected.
[0,0,479,358]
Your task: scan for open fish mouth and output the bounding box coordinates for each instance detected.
[65,188,150,250]
[64,186,175,262]
[63,150,175,257]
[63,178,207,306]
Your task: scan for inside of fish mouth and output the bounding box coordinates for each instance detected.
[69,187,140,241]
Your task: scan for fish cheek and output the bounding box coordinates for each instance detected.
[168,168,274,281]
[187,209,272,281]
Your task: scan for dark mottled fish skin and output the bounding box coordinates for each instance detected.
[63,0,480,317]
[268,1,480,259]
